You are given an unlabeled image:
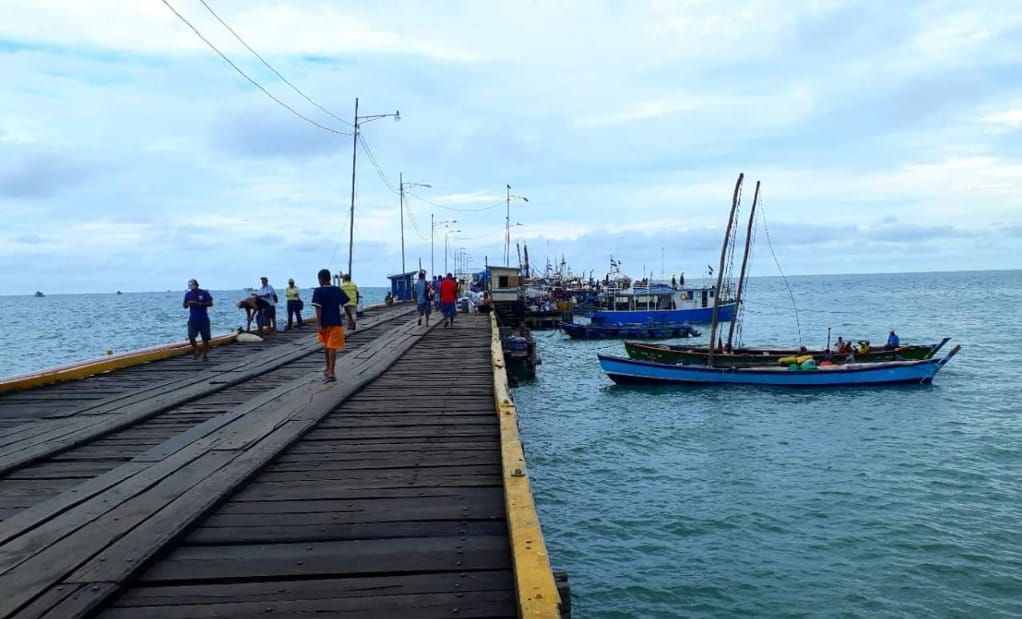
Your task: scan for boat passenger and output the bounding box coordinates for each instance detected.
[887,329,900,348]
[856,340,871,355]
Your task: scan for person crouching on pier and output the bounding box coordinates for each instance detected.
[183,279,213,361]
[312,268,350,383]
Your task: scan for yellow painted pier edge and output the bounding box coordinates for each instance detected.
[0,310,333,396]
[0,333,238,395]
[490,312,562,618]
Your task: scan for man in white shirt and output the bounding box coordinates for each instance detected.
[256,276,277,332]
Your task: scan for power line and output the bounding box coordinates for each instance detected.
[358,133,399,194]
[197,0,353,129]
[161,0,351,136]
[407,191,505,212]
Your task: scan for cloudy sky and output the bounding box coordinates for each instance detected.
[2,0,1021,294]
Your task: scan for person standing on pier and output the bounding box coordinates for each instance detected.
[340,273,360,332]
[312,268,350,383]
[256,276,277,333]
[415,270,431,327]
[440,273,459,328]
[183,279,213,361]
[285,278,303,329]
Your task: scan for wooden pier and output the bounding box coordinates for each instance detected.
[0,305,564,618]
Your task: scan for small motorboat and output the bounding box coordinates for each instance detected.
[598,345,961,387]
[34,291,44,297]
[560,321,700,340]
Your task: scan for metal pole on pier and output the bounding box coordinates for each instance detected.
[399,172,405,275]
[347,97,359,279]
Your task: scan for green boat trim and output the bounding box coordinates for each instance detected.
[624,337,951,367]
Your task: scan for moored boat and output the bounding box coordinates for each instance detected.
[598,346,961,387]
[561,321,700,340]
[589,283,736,325]
[624,337,950,366]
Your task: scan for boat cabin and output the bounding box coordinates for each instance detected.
[598,284,718,311]
[484,265,523,302]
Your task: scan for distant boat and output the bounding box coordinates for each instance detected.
[598,346,961,387]
[34,291,44,297]
[244,287,255,292]
[116,290,123,295]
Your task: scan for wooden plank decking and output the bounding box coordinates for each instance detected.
[0,310,562,618]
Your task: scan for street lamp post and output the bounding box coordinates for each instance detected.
[444,229,461,274]
[431,216,456,277]
[348,97,400,279]
[399,174,431,275]
[505,184,528,265]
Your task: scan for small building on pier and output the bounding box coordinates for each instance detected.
[387,270,418,301]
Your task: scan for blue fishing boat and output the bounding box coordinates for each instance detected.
[597,346,960,387]
[589,283,735,325]
[561,321,700,340]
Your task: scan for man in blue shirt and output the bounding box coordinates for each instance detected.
[415,270,431,327]
[183,279,213,361]
[887,329,900,348]
[312,268,350,382]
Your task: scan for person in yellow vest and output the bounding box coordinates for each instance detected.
[340,273,360,331]
[284,278,303,329]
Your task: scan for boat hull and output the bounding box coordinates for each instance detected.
[561,322,699,340]
[591,302,735,326]
[624,339,948,366]
[598,353,954,387]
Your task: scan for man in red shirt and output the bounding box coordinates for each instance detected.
[439,273,459,328]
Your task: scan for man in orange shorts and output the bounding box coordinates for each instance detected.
[312,268,350,382]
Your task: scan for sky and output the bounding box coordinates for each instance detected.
[2,0,1021,294]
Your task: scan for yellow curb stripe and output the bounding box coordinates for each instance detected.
[0,334,238,395]
[490,313,561,618]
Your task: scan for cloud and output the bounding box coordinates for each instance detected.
[211,103,349,158]
[0,148,94,198]
[3,0,1022,294]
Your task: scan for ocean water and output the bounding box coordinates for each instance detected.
[515,270,1022,618]
[0,287,389,378]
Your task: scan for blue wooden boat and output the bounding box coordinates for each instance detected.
[561,321,700,340]
[589,284,736,325]
[597,345,961,386]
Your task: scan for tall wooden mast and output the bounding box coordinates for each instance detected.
[726,180,760,351]
[707,173,744,367]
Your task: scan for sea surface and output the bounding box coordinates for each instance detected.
[515,270,1022,618]
[1,272,1020,618]
[0,287,389,378]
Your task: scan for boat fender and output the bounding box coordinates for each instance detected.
[800,359,817,370]
[236,332,264,343]
[778,356,798,365]
[788,363,800,371]
[818,360,834,367]
[796,354,814,364]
